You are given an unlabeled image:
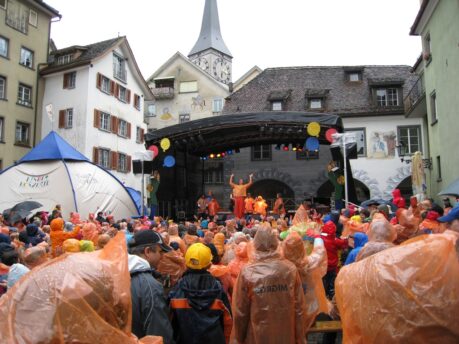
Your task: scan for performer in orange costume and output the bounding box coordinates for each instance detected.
[244,193,255,217]
[229,173,253,219]
[253,196,268,217]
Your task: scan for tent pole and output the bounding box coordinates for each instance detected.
[141,160,145,216]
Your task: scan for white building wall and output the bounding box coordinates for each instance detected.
[343,115,425,199]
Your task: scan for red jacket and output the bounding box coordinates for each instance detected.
[321,221,348,272]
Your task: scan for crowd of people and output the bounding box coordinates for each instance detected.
[0,189,458,343]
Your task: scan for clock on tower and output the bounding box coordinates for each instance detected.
[212,57,231,84]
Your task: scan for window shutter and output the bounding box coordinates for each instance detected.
[110,80,115,95]
[140,128,144,143]
[96,73,102,89]
[126,89,131,104]
[111,151,118,170]
[127,155,132,172]
[133,94,138,108]
[58,110,66,128]
[111,116,118,134]
[93,109,100,128]
[127,122,131,139]
[63,74,69,89]
[93,147,99,164]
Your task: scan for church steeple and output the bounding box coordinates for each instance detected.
[188,0,232,58]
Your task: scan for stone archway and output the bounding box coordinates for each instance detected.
[316,179,370,204]
[248,179,295,211]
[394,176,412,200]
[383,165,412,199]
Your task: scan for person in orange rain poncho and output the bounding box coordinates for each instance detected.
[0,233,162,344]
[244,193,255,217]
[183,225,200,248]
[231,226,307,344]
[336,229,459,343]
[81,222,100,246]
[213,232,226,257]
[391,196,422,244]
[157,246,186,288]
[292,200,311,226]
[208,196,220,218]
[168,224,186,256]
[282,231,328,331]
[227,241,249,288]
[253,196,268,217]
[273,193,286,217]
[50,218,80,257]
[355,220,396,262]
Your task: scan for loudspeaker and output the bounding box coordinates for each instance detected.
[330,145,342,161]
[132,160,155,174]
[329,143,358,160]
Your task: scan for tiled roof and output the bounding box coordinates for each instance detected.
[223,65,417,116]
[41,37,122,75]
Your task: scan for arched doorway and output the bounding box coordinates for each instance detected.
[316,179,370,205]
[248,179,295,210]
[395,176,412,201]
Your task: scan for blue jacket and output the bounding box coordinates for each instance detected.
[344,232,369,265]
[169,269,232,344]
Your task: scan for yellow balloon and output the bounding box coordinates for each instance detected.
[160,138,171,151]
[307,122,321,137]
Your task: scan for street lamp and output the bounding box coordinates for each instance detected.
[331,132,356,208]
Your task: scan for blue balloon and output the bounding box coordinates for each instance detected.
[305,137,319,151]
[163,155,176,168]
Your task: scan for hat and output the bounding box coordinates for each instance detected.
[185,243,212,270]
[129,230,171,252]
[438,206,459,223]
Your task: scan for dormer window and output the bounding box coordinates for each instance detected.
[348,72,362,82]
[57,54,73,65]
[376,88,399,107]
[272,101,282,111]
[309,98,324,109]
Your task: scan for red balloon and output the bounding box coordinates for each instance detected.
[326,128,338,143]
[148,145,159,158]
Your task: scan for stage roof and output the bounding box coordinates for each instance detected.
[145,111,343,156]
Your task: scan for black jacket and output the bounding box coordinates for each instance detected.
[129,255,174,343]
[169,269,232,344]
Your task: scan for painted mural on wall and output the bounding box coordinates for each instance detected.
[159,107,174,121]
[191,95,206,111]
[368,131,396,159]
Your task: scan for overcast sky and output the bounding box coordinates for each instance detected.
[46,0,423,81]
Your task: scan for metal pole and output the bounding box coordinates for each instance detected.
[141,160,145,216]
[343,137,348,208]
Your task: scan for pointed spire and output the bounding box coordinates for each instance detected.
[188,0,232,58]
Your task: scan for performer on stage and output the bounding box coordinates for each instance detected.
[147,170,160,220]
[229,173,253,219]
[244,193,255,219]
[253,196,268,218]
[273,193,286,218]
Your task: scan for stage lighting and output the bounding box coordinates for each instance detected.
[221,152,226,157]
[227,150,233,155]
[292,146,297,151]
[210,153,215,159]
[275,144,281,150]
[217,153,221,158]
[283,144,289,151]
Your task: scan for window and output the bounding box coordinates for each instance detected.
[0,117,4,142]
[204,163,224,184]
[212,98,224,114]
[136,126,144,143]
[57,54,73,65]
[29,9,37,27]
[0,36,8,58]
[17,83,32,106]
[118,119,128,137]
[0,0,6,10]
[251,144,272,161]
[6,0,28,34]
[63,72,76,89]
[272,101,282,111]
[100,112,110,131]
[309,98,323,109]
[0,76,6,99]
[58,108,73,129]
[147,104,156,117]
[133,94,141,110]
[430,91,437,123]
[15,121,29,145]
[436,156,442,182]
[101,76,110,93]
[344,128,366,157]
[98,149,110,169]
[397,126,422,156]
[118,153,127,172]
[113,53,126,81]
[179,114,190,123]
[179,81,198,93]
[376,88,399,106]
[348,72,362,82]
[20,47,33,68]
[117,85,130,103]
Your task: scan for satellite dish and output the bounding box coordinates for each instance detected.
[147,104,156,117]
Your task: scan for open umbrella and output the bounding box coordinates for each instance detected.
[438,177,459,198]
[2,201,43,225]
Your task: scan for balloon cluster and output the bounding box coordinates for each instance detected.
[147,137,176,168]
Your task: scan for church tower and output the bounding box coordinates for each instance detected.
[188,0,232,84]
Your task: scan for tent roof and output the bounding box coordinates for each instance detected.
[18,131,89,163]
